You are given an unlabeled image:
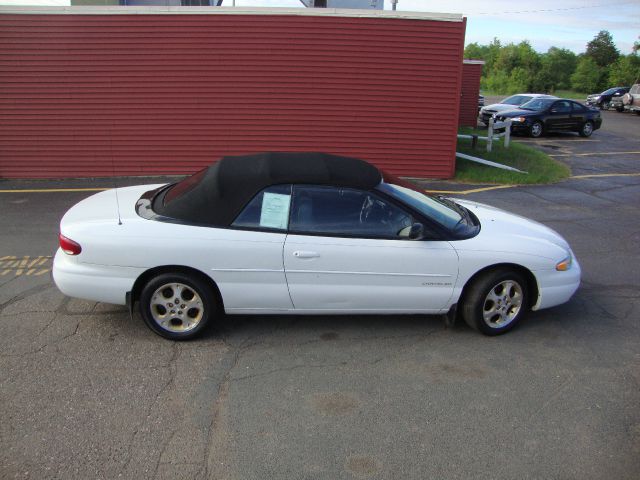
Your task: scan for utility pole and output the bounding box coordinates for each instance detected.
[391,0,397,10]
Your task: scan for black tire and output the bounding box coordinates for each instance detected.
[579,120,594,137]
[139,272,217,340]
[616,106,624,112]
[529,121,543,138]
[460,268,529,336]
[600,101,610,110]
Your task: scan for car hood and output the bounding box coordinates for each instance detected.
[497,108,540,118]
[481,103,525,113]
[452,198,571,258]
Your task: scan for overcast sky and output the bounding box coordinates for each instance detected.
[1,0,638,53]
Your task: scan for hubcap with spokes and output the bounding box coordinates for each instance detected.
[482,280,523,328]
[531,123,542,137]
[583,122,593,135]
[150,282,204,333]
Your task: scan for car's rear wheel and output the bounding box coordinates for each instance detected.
[579,121,594,137]
[461,269,528,336]
[529,121,543,138]
[139,272,216,340]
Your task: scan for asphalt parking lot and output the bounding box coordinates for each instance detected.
[1,111,639,479]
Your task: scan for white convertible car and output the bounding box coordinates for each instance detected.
[53,152,580,340]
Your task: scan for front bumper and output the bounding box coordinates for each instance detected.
[532,257,581,310]
[480,112,495,124]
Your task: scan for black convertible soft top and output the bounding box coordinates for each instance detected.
[153,152,382,227]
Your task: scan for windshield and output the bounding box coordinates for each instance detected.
[601,88,618,95]
[519,98,554,111]
[377,174,463,230]
[502,95,531,106]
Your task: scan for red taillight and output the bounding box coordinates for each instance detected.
[59,233,82,255]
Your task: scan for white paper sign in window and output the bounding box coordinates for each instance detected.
[260,192,290,229]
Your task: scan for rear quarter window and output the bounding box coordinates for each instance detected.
[232,184,292,231]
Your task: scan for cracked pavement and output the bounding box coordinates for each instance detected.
[1,110,639,479]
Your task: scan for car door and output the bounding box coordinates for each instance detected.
[283,185,459,313]
[545,100,573,131]
[215,184,294,312]
[570,101,588,129]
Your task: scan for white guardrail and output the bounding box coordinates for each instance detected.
[458,118,512,153]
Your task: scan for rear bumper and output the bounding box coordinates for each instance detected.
[52,249,143,305]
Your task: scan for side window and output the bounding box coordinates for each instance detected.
[553,101,571,113]
[232,184,292,231]
[571,102,586,112]
[290,185,414,239]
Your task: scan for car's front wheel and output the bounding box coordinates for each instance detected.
[139,272,217,340]
[599,101,610,110]
[461,269,529,336]
[529,121,543,138]
[579,121,594,137]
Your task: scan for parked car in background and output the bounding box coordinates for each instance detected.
[610,94,626,112]
[496,98,602,138]
[586,86,629,110]
[478,94,485,111]
[53,152,580,339]
[479,93,556,125]
[621,84,640,114]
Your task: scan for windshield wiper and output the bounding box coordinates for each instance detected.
[436,196,468,219]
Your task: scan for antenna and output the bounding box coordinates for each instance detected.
[109,121,123,225]
[114,185,123,226]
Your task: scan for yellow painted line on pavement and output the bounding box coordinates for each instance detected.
[426,185,517,195]
[426,172,640,195]
[571,172,640,179]
[549,151,640,157]
[0,187,108,193]
[0,255,51,277]
[2,173,638,198]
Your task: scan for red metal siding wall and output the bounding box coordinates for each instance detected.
[0,12,466,178]
[458,61,482,127]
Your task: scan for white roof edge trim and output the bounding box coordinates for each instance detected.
[0,6,463,22]
[463,60,485,65]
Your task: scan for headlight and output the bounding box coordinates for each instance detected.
[555,254,573,271]
[511,116,526,123]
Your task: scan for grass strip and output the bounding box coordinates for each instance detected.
[455,128,570,184]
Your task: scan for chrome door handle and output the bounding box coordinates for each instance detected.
[293,250,320,259]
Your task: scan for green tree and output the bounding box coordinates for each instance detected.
[571,56,603,92]
[490,41,541,92]
[609,54,640,85]
[507,67,530,93]
[633,36,639,53]
[464,42,487,60]
[537,47,578,91]
[585,30,619,67]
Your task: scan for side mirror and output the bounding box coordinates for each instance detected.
[409,223,426,240]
